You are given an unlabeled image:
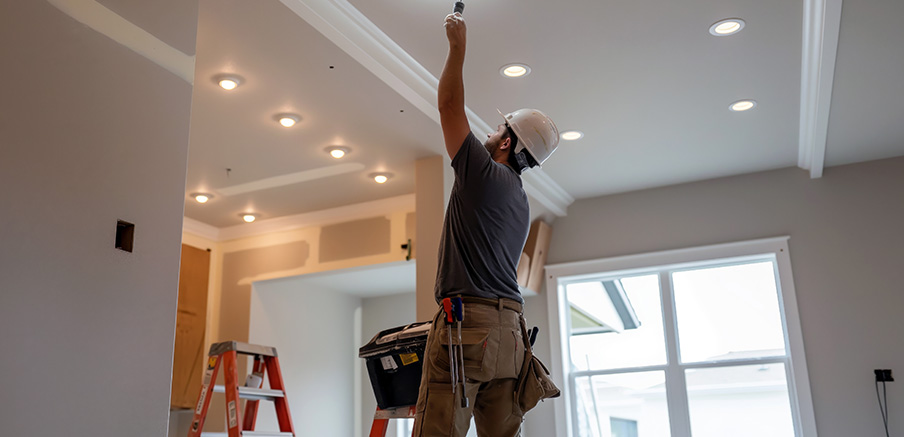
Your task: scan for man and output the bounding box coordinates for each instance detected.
[411,11,560,437]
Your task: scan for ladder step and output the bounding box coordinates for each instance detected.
[374,405,417,419]
[200,432,293,437]
[209,341,279,358]
[212,385,286,401]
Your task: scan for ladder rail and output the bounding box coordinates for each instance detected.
[242,356,267,431]
[223,350,243,437]
[265,356,295,433]
[188,356,224,437]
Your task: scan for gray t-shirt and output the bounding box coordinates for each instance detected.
[434,132,530,304]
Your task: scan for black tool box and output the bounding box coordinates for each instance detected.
[359,321,431,409]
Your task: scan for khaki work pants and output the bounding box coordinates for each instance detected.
[413,297,526,437]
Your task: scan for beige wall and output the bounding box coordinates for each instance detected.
[211,210,413,345]
[178,209,414,432]
[531,156,904,436]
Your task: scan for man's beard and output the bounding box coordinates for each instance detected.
[484,139,500,156]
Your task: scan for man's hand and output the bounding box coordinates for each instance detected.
[438,12,469,160]
[444,12,466,49]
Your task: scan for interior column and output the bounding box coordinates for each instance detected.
[415,155,446,321]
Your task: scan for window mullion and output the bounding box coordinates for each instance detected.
[660,271,693,437]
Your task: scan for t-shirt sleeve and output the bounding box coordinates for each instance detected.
[450,132,492,185]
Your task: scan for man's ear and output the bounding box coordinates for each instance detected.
[500,137,512,150]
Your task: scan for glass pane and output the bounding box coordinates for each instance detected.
[567,275,666,371]
[671,262,786,363]
[574,372,671,437]
[388,419,413,437]
[685,363,794,437]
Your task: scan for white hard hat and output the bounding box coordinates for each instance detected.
[497,108,559,166]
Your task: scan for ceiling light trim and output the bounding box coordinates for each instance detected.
[729,100,757,112]
[709,18,746,36]
[278,0,572,216]
[191,192,214,203]
[47,0,195,83]
[214,74,243,90]
[369,172,393,184]
[276,113,301,127]
[500,63,531,78]
[326,146,350,158]
[561,131,584,141]
[799,0,843,179]
[216,162,366,196]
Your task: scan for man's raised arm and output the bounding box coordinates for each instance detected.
[438,12,470,160]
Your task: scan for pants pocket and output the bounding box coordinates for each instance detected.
[415,382,456,437]
[437,326,494,381]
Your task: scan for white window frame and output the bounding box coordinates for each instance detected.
[545,236,818,437]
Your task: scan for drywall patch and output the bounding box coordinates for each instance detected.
[319,217,391,263]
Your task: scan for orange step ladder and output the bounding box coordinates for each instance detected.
[369,405,416,437]
[187,341,295,437]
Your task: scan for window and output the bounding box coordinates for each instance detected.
[546,238,817,437]
[392,419,414,437]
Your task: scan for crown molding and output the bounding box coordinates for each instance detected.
[523,168,575,217]
[279,0,573,216]
[798,0,843,178]
[185,194,416,242]
[182,217,221,241]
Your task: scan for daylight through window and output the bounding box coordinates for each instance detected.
[547,238,816,437]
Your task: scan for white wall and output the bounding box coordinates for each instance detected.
[0,1,196,435]
[521,294,559,437]
[360,292,418,437]
[534,157,904,436]
[249,276,362,436]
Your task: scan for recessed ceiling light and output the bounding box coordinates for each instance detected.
[709,18,746,36]
[214,74,243,90]
[369,172,393,184]
[729,99,757,112]
[325,146,350,159]
[276,113,300,127]
[240,213,258,223]
[500,63,531,78]
[191,193,214,204]
[561,131,584,141]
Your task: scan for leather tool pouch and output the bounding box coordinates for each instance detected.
[515,319,561,413]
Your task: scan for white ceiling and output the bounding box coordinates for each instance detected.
[49,0,904,230]
[184,0,444,227]
[349,0,804,200]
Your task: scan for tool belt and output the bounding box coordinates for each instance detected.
[457,295,523,313]
[515,317,561,413]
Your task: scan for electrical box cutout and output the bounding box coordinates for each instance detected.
[116,220,135,252]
